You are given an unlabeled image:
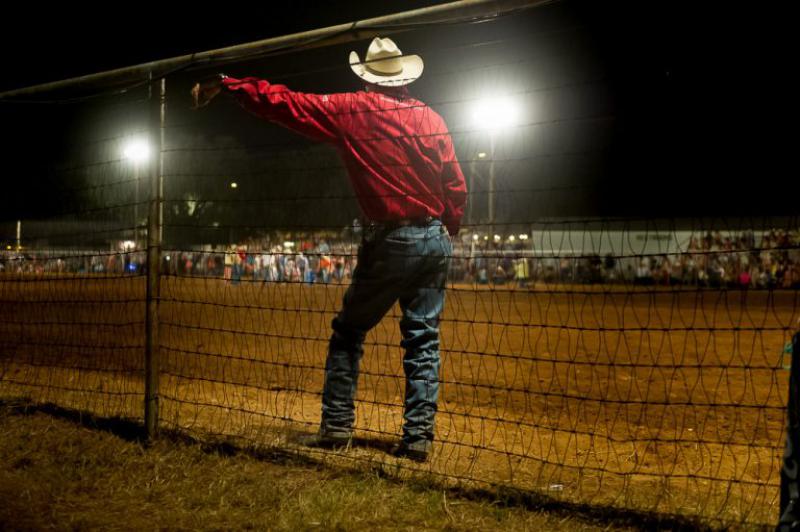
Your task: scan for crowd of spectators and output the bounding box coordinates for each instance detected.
[2,228,799,290]
[161,237,359,285]
[450,228,800,289]
[0,236,361,285]
[0,250,146,275]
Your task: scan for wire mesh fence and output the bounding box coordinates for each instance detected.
[0,90,150,421]
[0,2,796,528]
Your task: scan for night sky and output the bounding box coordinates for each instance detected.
[0,0,788,230]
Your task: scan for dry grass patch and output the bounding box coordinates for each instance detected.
[0,404,640,531]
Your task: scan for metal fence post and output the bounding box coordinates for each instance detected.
[779,330,800,530]
[144,74,165,440]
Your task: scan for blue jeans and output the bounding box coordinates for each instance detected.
[321,220,451,445]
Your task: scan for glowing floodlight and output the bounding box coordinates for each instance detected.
[472,95,520,132]
[122,139,150,163]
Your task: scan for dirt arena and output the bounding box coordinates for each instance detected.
[1,273,796,527]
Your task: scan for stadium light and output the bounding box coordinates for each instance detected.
[122,139,150,163]
[471,95,520,132]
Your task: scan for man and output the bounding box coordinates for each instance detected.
[192,37,467,462]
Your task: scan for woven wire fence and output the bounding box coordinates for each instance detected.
[0,91,149,420]
[0,4,797,528]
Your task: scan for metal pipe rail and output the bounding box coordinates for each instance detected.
[0,0,556,100]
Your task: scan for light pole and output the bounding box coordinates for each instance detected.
[471,95,520,241]
[228,181,239,245]
[123,139,150,249]
[488,133,496,236]
[471,150,489,230]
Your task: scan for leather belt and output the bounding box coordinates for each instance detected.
[365,216,438,230]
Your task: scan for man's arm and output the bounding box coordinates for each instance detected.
[439,135,467,236]
[191,74,226,109]
[193,75,347,144]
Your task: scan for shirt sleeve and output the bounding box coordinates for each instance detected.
[439,134,467,236]
[222,76,346,144]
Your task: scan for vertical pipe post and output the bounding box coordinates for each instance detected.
[144,74,165,440]
[779,331,800,530]
[134,165,139,249]
[468,157,475,230]
[488,134,495,239]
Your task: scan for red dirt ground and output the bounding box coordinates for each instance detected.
[1,273,797,527]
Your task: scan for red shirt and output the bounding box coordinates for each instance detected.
[222,77,467,235]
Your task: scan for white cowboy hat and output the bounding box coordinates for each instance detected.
[349,37,423,87]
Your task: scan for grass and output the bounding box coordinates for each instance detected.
[0,403,643,532]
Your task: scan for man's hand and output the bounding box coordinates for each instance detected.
[191,76,223,110]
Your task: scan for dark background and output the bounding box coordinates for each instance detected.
[0,0,788,234]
